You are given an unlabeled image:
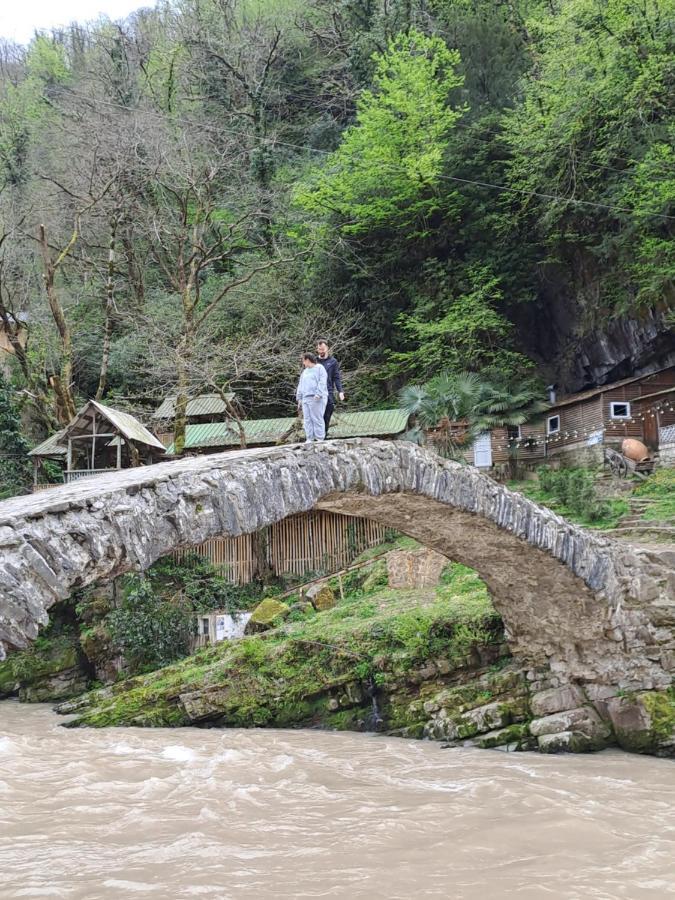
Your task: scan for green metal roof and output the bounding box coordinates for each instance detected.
[29,430,67,457]
[166,409,409,453]
[153,393,236,420]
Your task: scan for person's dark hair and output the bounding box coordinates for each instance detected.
[303,352,317,363]
[316,338,329,347]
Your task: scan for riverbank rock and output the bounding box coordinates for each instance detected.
[607,691,675,755]
[246,599,290,633]
[530,706,613,753]
[0,636,88,703]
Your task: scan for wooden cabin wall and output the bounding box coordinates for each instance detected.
[546,395,603,454]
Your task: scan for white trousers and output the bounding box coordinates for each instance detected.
[302,396,327,441]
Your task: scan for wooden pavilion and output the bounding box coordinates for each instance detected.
[29,401,165,489]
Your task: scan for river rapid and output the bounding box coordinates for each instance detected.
[1,702,674,899]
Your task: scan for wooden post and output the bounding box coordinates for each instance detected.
[91,410,97,471]
[116,431,122,469]
[67,437,73,478]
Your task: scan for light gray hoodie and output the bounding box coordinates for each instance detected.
[296,364,328,402]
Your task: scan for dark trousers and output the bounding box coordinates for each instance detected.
[324,396,335,436]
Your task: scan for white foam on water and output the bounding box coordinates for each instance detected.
[161,745,198,762]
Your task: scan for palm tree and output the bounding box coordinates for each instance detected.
[470,379,549,432]
[399,372,482,457]
[470,378,549,475]
[399,371,548,466]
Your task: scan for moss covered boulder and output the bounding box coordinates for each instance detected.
[304,583,335,611]
[246,598,290,633]
[0,635,88,703]
[608,690,675,755]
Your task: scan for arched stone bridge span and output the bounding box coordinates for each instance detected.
[0,440,673,697]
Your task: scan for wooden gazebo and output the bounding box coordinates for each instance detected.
[29,401,165,488]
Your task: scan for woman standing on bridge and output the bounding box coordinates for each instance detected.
[296,353,328,441]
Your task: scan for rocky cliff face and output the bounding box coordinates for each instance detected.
[516,298,674,393]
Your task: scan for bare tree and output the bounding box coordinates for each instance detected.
[128,293,362,449]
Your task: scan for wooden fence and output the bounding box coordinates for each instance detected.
[171,511,390,584]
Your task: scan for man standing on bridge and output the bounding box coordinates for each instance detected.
[296,353,328,441]
[316,339,345,438]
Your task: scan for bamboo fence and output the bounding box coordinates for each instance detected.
[171,511,389,584]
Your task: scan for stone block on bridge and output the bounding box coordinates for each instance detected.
[386,548,447,590]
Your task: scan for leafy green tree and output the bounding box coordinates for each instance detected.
[0,374,31,499]
[390,264,534,381]
[296,28,465,237]
[503,0,674,311]
[107,579,194,673]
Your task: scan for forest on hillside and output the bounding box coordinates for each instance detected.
[0,0,672,453]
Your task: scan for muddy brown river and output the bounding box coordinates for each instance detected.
[1,702,674,898]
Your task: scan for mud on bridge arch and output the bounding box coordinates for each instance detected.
[0,439,673,748]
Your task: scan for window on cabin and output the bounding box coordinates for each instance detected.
[507,425,522,441]
[610,402,631,420]
[201,618,210,635]
[547,415,560,435]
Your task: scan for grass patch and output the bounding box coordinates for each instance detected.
[635,469,675,525]
[508,477,629,529]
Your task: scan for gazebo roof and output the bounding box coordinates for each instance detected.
[28,430,67,458]
[31,401,166,458]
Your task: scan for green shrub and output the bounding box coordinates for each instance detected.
[108,579,194,673]
[536,467,610,523]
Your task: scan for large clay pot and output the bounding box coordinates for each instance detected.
[622,438,650,462]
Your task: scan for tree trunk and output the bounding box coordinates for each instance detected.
[250,528,272,582]
[173,349,190,455]
[96,218,118,401]
[38,224,77,424]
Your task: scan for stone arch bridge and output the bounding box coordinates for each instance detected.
[0,440,673,702]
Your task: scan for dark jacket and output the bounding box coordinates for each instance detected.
[317,355,343,395]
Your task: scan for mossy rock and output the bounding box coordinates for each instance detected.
[1,635,86,703]
[0,657,19,698]
[475,723,534,751]
[305,583,335,611]
[79,623,114,665]
[609,690,675,755]
[246,598,290,633]
[19,667,89,703]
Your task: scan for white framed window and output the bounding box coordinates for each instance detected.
[507,425,522,441]
[201,618,210,636]
[547,415,560,435]
[610,401,631,420]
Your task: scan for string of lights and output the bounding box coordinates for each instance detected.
[456,396,675,452]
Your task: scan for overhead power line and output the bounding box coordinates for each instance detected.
[46,88,675,223]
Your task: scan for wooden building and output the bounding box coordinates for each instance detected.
[164,408,410,454]
[152,393,236,447]
[173,510,389,585]
[543,367,675,465]
[427,367,675,473]
[29,401,165,489]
